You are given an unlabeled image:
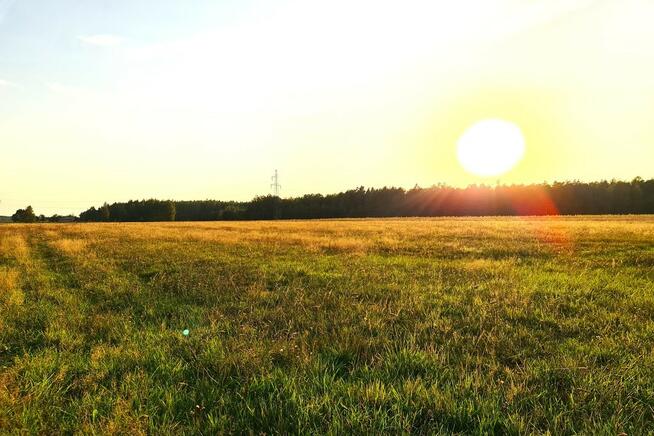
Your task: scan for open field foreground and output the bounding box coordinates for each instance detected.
[1,217,654,434]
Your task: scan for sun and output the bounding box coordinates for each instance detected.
[456,119,525,177]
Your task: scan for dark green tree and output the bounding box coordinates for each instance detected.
[12,206,37,223]
[166,201,176,221]
[100,203,110,221]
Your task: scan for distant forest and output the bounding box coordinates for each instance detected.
[74,178,654,222]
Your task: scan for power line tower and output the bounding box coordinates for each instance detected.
[270,169,281,197]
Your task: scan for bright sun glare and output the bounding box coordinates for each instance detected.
[456,119,525,177]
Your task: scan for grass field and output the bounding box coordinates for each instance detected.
[1,217,653,434]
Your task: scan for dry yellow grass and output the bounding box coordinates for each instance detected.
[44,216,654,257]
[0,232,30,263]
[49,238,88,255]
[0,267,23,306]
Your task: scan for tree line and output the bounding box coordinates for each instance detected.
[70,178,654,222]
[10,205,77,223]
[11,206,37,223]
[79,199,177,222]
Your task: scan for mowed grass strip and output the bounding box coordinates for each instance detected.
[0,217,653,434]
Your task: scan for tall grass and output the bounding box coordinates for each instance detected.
[1,217,653,434]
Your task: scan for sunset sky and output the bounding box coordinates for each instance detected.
[1,0,653,215]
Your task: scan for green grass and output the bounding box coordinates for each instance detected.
[1,217,653,434]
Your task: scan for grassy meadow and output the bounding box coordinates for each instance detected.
[1,217,654,434]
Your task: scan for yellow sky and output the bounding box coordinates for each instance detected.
[1,0,653,214]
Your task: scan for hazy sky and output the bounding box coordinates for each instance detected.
[1,0,653,215]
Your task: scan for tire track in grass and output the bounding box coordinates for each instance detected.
[0,227,95,432]
[39,230,263,432]
[0,228,59,366]
[11,229,165,433]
